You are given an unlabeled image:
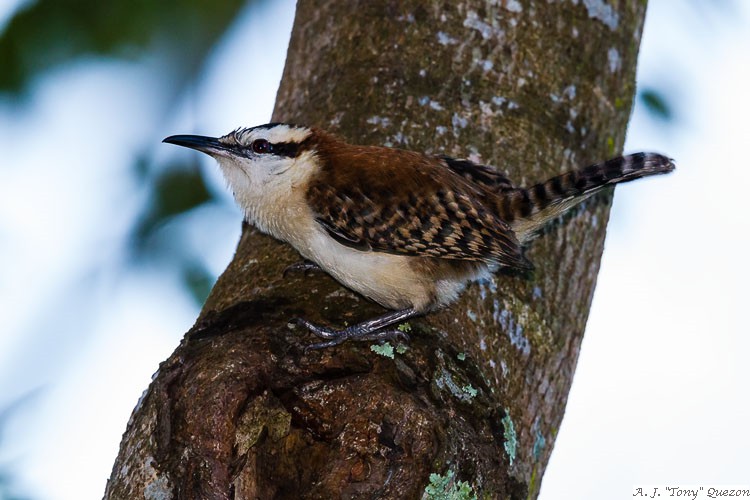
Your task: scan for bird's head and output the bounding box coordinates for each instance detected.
[163,123,316,204]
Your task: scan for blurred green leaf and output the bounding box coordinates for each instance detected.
[133,162,215,253]
[129,160,226,304]
[638,88,673,122]
[183,261,215,305]
[150,166,214,220]
[0,0,245,93]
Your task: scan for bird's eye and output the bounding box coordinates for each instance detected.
[251,139,272,154]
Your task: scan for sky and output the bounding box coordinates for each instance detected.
[0,1,748,499]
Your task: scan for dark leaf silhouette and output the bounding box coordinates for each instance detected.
[639,88,673,122]
[132,164,215,256]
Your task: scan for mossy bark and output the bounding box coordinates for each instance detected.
[105,1,647,498]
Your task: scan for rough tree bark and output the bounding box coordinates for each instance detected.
[105,1,647,498]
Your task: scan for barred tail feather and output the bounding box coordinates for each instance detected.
[504,152,675,242]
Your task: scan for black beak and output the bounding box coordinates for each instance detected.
[162,134,229,154]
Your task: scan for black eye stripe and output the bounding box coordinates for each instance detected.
[243,139,307,158]
[272,142,300,157]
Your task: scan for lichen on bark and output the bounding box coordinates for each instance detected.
[105,1,648,498]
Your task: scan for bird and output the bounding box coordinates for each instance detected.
[163,123,674,349]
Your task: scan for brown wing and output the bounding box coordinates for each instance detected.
[438,155,516,193]
[305,141,532,270]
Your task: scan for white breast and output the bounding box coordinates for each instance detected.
[302,225,438,310]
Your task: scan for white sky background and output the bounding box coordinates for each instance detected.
[0,0,747,499]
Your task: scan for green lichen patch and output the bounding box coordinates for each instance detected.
[527,465,539,500]
[423,469,477,500]
[397,322,412,333]
[434,366,480,403]
[533,429,546,461]
[370,342,395,359]
[607,136,616,156]
[461,384,478,398]
[502,411,517,466]
[432,350,483,404]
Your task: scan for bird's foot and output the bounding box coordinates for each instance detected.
[290,307,419,351]
[289,308,419,351]
[291,317,410,351]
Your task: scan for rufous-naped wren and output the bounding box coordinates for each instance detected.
[164,123,674,348]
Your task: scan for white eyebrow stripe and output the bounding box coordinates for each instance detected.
[264,124,312,144]
[230,124,313,148]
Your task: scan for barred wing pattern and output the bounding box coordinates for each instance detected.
[307,178,532,271]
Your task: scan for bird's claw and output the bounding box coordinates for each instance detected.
[290,317,411,351]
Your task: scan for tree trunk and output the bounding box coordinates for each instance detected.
[105,1,647,498]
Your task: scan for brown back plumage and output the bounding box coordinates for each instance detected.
[305,131,532,270]
[304,129,674,268]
